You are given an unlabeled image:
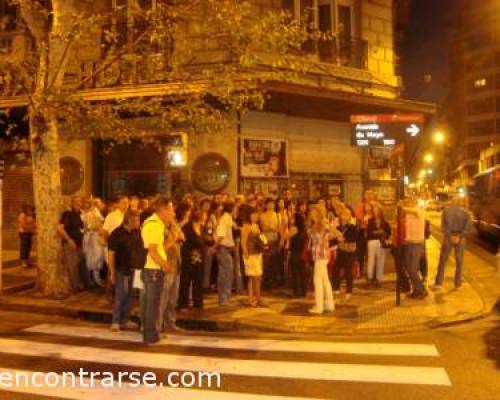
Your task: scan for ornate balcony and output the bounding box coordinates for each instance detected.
[0,30,32,57]
[304,36,368,70]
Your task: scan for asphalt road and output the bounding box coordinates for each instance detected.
[0,309,498,400]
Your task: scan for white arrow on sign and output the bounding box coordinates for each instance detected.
[406,124,420,137]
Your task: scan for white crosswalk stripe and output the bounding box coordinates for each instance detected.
[0,324,452,400]
[25,324,441,357]
[0,368,322,400]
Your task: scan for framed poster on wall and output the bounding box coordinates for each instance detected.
[240,138,288,178]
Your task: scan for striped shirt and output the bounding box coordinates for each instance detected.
[309,226,331,261]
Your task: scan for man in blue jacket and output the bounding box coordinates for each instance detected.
[432,197,472,290]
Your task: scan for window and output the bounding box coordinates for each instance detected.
[467,97,494,115]
[282,0,359,36]
[282,0,295,18]
[466,55,493,72]
[474,78,487,88]
[0,0,19,31]
[468,120,494,136]
[467,144,482,159]
[468,76,492,91]
[318,0,333,33]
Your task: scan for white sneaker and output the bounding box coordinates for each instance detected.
[431,284,443,291]
[344,294,352,301]
[121,321,139,330]
[110,323,120,332]
[308,307,323,315]
[333,291,341,296]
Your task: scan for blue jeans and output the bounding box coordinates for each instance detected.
[142,269,165,344]
[435,236,465,287]
[112,270,134,325]
[217,247,234,304]
[404,243,425,295]
[159,271,180,331]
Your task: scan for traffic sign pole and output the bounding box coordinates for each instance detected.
[395,151,405,307]
[350,114,425,307]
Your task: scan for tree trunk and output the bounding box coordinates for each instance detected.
[29,107,68,298]
[28,42,70,298]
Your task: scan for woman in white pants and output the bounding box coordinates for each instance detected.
[308,206,339,314]
[366,206,391,287]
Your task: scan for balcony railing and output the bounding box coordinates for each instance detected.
[303,36,368,69]
[0,32,16,54]
[0,30,33,57]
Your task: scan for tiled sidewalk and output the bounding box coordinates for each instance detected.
[1,236,486,335]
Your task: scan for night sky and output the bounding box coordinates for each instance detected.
[402,0,460,103]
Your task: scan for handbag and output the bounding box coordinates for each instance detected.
[338,241,357,253]
[132,269,144,290]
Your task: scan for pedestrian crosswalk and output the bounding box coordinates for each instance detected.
[0,323,452,399]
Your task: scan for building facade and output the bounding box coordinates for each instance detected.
[0,0,434,248]
[448,0,500,188]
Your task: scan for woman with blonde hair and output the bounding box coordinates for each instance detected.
[241,206,266,307]
[307,206,338,314]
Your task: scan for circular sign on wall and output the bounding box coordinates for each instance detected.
[60,156,84,196]
[191,153,231,195]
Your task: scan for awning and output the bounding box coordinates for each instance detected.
[264,81,436,122]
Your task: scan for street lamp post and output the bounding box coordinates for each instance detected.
[424,152,434,164]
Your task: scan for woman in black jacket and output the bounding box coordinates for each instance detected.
[288,212,308,298]
[366,205,392,287]
[178,208,205,310]
[332,209,359,300]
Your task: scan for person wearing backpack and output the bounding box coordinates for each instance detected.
[432,197,472,290]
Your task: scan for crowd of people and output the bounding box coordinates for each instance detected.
[18,187,471,345]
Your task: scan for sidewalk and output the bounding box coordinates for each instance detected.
[0,237,490,335]
[2,249,21,268]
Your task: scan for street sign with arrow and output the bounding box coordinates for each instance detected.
[351,114,424,147]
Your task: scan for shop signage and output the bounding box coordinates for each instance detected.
[241,138,288,178]
[350,114,424,147]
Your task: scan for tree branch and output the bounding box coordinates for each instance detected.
[18,0,49,44]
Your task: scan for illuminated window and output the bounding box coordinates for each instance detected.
[474,78,487,88]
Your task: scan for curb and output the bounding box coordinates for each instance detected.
[0,295,486,336]
[2,281,36,295]
[429,226,492,320]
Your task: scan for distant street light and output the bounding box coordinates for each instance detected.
[433,131,446,145]
[427,168,434,175]
[419,169,427,179]
[424,153,434,164]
